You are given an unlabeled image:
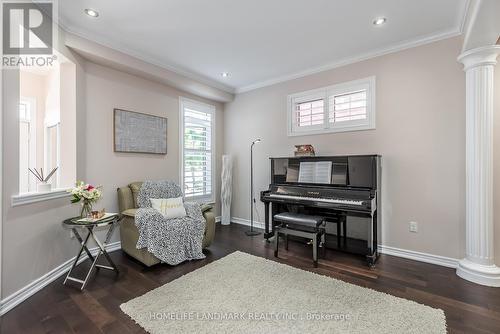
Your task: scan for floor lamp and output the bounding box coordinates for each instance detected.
[246,138,261,236]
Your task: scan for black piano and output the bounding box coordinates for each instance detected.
[260,155,381,266]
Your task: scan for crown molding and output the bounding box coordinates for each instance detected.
[459,0,474,34]
[64,32,234,102]
[57,2,470,97]
[235,28,462,94]
[461,0,481,52]
[230,1,470,94]
[57,20,236,95]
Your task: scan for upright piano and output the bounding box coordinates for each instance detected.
[260,155,381,266]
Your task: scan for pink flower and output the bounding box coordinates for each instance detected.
[85,185,95,191]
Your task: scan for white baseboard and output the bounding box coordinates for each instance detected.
[215,216,264,229]
[229,217,265,230]
[2,218,460,316]
[226,217,459,269]
[378,245,459,269]
[0,241,121,316]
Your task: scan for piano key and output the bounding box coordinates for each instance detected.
[268,194,364,205]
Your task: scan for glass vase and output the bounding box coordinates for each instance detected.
[80,201,93,218]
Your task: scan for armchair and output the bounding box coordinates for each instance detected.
[117,181,216,266]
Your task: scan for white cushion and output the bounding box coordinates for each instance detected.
[150,197,186,219]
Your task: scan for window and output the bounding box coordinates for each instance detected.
[180,97,215,202]
[13,56,77,206]
[19,98,36,193]
[287,76,375,136]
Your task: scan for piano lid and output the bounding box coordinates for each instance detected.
[270,155,380,190]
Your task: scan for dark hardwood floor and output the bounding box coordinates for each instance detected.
[2,223,500,333]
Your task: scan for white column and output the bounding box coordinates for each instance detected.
[456,45,500,286]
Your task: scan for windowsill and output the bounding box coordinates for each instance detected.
[184,197,216,205]
[288,124,375,137]
[11,188,71,207]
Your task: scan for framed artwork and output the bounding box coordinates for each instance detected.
[113,108,167,154]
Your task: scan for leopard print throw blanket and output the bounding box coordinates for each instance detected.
[135,180,206,265]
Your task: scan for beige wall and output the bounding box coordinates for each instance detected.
[2,28,86,298]
[2,29,223,298]
[224,37,467,260]
[84,61,224,221]
[2,30,498,303]
[59,62,77,188]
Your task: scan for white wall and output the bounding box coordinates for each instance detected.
[1,29,86,298]
[1,44,224,298]
[84,61,224,220]
[224,37,467,260]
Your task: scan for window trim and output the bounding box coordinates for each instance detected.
[179,97,216,204]
[19,96,37,193]
[11,188,71,207]
[287,76,376,137]
[44,122,61,188]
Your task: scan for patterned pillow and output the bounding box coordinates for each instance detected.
[129,181,143,208]
[150,197,187,219]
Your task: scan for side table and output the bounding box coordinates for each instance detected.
[62,214,122,290]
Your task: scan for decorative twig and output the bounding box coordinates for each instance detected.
[29,167,58,183]
[44,167,58,182]
[34,168,43,181]
[29,168,43,182]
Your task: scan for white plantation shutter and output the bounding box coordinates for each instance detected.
[288,77,375,136]
[329,90,367,123]
[290,91,327,133]
[181,98,215,201]
[296,99,324,127]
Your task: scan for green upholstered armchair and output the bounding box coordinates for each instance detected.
[117,181,216,267]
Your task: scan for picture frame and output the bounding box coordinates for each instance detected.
[113,108,168,154]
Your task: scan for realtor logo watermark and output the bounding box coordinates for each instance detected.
[2,0,58,68]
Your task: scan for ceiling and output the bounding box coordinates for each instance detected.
[59,0,469,93]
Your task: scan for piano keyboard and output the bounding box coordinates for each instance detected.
[268,194,364,206]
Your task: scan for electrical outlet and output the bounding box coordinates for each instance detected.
[409,221,418,233]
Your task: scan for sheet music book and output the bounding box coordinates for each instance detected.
[298,161,333,184]
[285,166,299,182]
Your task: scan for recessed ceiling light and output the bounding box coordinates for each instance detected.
[84,9,99,18]
[221,72,230,78]
[373,17,386,26]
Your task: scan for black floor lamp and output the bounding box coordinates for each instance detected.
[246,138,261,236]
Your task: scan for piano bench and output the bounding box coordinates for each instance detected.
[273,212,326,268]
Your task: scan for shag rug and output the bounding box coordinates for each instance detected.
[121,251,446,334]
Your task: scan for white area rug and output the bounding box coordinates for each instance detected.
[121,251,446,334]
